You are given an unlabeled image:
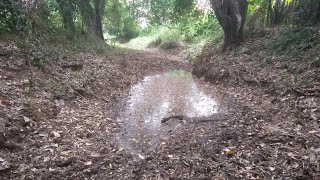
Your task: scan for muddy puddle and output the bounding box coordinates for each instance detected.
[115,70,219,156]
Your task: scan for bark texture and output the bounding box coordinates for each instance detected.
[78,0,106,40]
[56,0,75,39]
[94,0,106,40]
[210,0,248,51]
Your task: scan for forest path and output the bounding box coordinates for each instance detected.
[109,46,320,179]
[114,67,221,157]
[1,40,319,179]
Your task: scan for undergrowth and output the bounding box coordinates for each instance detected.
[121,24,223,61]
[269,27,318,58]
[1,30,113,70]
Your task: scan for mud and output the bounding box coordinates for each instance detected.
[115,70,219,156]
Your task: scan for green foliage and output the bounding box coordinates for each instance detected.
[50,82,66,98]
[270,28,317,57]
[173,0,195,19]
[295,0,320,24]
[105,0,140,41]
[142,10,223,44]
[246,0,267,29]
[2,0,317,65]
[0,0,27,33]
[32,51,47,71]
[149,0,176,25]
[167,70,192,77]
[247,0,320,30]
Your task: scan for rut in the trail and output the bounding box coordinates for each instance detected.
[115,70,219,156]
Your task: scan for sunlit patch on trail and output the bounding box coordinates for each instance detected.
[115,70,219,155]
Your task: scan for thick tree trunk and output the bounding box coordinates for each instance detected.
[79,0,95,33]
[210,0,248,51]
[78,0,105,40]
[94,0,106,40]
[56,0,76,39]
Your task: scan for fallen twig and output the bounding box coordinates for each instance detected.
[161,113,230,124]
[161,115,186,123]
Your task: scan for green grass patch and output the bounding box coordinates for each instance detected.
[167,70,192,77]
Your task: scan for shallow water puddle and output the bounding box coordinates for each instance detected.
[115,70,219,155]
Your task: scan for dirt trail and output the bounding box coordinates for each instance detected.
[1,39,320,179]
[115,70,220,157]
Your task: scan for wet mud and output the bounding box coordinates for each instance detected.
[115,70,219,156]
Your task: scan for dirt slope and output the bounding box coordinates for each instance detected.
[0,41,189,179]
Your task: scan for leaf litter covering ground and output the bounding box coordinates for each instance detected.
[0,35,319,180]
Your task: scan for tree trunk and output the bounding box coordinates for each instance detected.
[79,0,96,35]
[266,0,272,25]
[94,0,106,40]
[273,0,280,24]
[210,0,248,51]
[56,0,75,39]
[78,0,105,40]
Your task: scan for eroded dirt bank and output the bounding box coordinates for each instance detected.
[1,30,320,179]
[192,28,320,179]
[0,42,191,179]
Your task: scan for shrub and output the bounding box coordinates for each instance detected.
[270,28,317,57]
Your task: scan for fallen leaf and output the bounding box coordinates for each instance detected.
[60,151,70,156]
[225,149,234,156]
[90,152,100,158]
[23,116,31,123]
[84,161,92,166]
[269,167,275,171]
[138,154,145,159]
[309,130,318,134]
[0,158,10,171]
[52,131,60,138]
